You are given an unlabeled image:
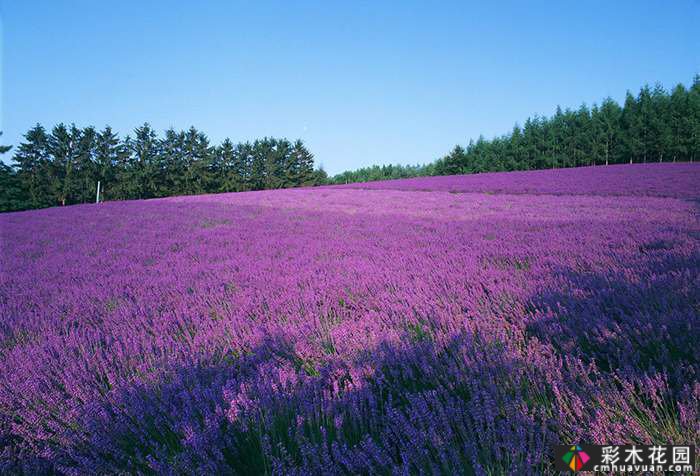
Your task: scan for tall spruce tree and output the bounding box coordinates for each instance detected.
[291,139,315,185]
[72,126,97,203]
[95,126,126,200]
[47,124,77,206]
[596,98,622,165]
[160,128,186,196]
[0,132,25,212]
[130,123,160,199]
[669,84,689,162]
[689,75,700,162]
[12,125,53,208]
[182,127,212,195]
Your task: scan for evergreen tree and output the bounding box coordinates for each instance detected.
[112,134,134,200]
[669,84,689,162]
[290,139,315,186]
[12,125,53,208]
[689,75,700,162]
[235,141,254,191]
[0,131,11,155]
[596,98,622,165]
[636,85,655,163]
[259,138,290,189]
[182,127,212,195]
[130,123,160,199]
[249,139,268,191]
[650,83,671,162]
[0,163,25,212]
[95,126,126,200]
[621,92,641,164]
[215,138,235,192]
[436,145,465,175]
[0,133,25,212]
[72,126,98,203]
[47,124,77,206]
[160,128,186,196]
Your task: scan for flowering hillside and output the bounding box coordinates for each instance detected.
[1,163,698,474]
[334,163,700,199]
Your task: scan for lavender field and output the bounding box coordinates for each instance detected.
[334,163,700,199]
[1,164,699,474]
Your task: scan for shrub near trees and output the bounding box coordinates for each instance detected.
[0,124,326,212]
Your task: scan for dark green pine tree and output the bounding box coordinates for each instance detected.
[549,112,565,168]
[262,138,290,189]
[72,126,98,203]
[208,138,226,192]
[574,104,593,165]
[278,139,294,188]
[11,125,53,208]
[636,85,655,163]
[0,132,25,212]
[435,145,466,175]
[595,98,622,165]
[218,138,251,192]
[130,123,160,199]
[689,75,700,162]
[112,134,134,200]
[589,104,604,165]
[469,136,488,172]
[248,139,267,191]
[199,132,217,193]
[650,83,672,162]
[95,126,127,200]
[182,126,213,195]
[668,84,689,162]
[621,92,641,164]
[160,128,186,196]
[0,163,25,212]
[508,125,524,170]
[561,109,578,167]
[234,141,253,191]
[216,138,235,192]
[47,124,77,206]
[287,139,313,186]
[522,117,542,169]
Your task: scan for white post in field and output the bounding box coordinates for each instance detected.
[96,181,101,204]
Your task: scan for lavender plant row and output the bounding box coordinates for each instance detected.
[334,162,700,199]
[0,164,698,474]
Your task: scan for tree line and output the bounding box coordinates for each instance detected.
[2,76,699,210]
[0,124,327,212]
[331,163,432,185]
[330,76,700,183]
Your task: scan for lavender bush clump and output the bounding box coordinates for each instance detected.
[1,163,698,474]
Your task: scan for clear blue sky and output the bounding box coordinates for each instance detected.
[1,0,698,175]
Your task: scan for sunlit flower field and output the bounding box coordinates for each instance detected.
[1,164,698,474]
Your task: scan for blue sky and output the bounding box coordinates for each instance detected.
[1,1,698,175]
